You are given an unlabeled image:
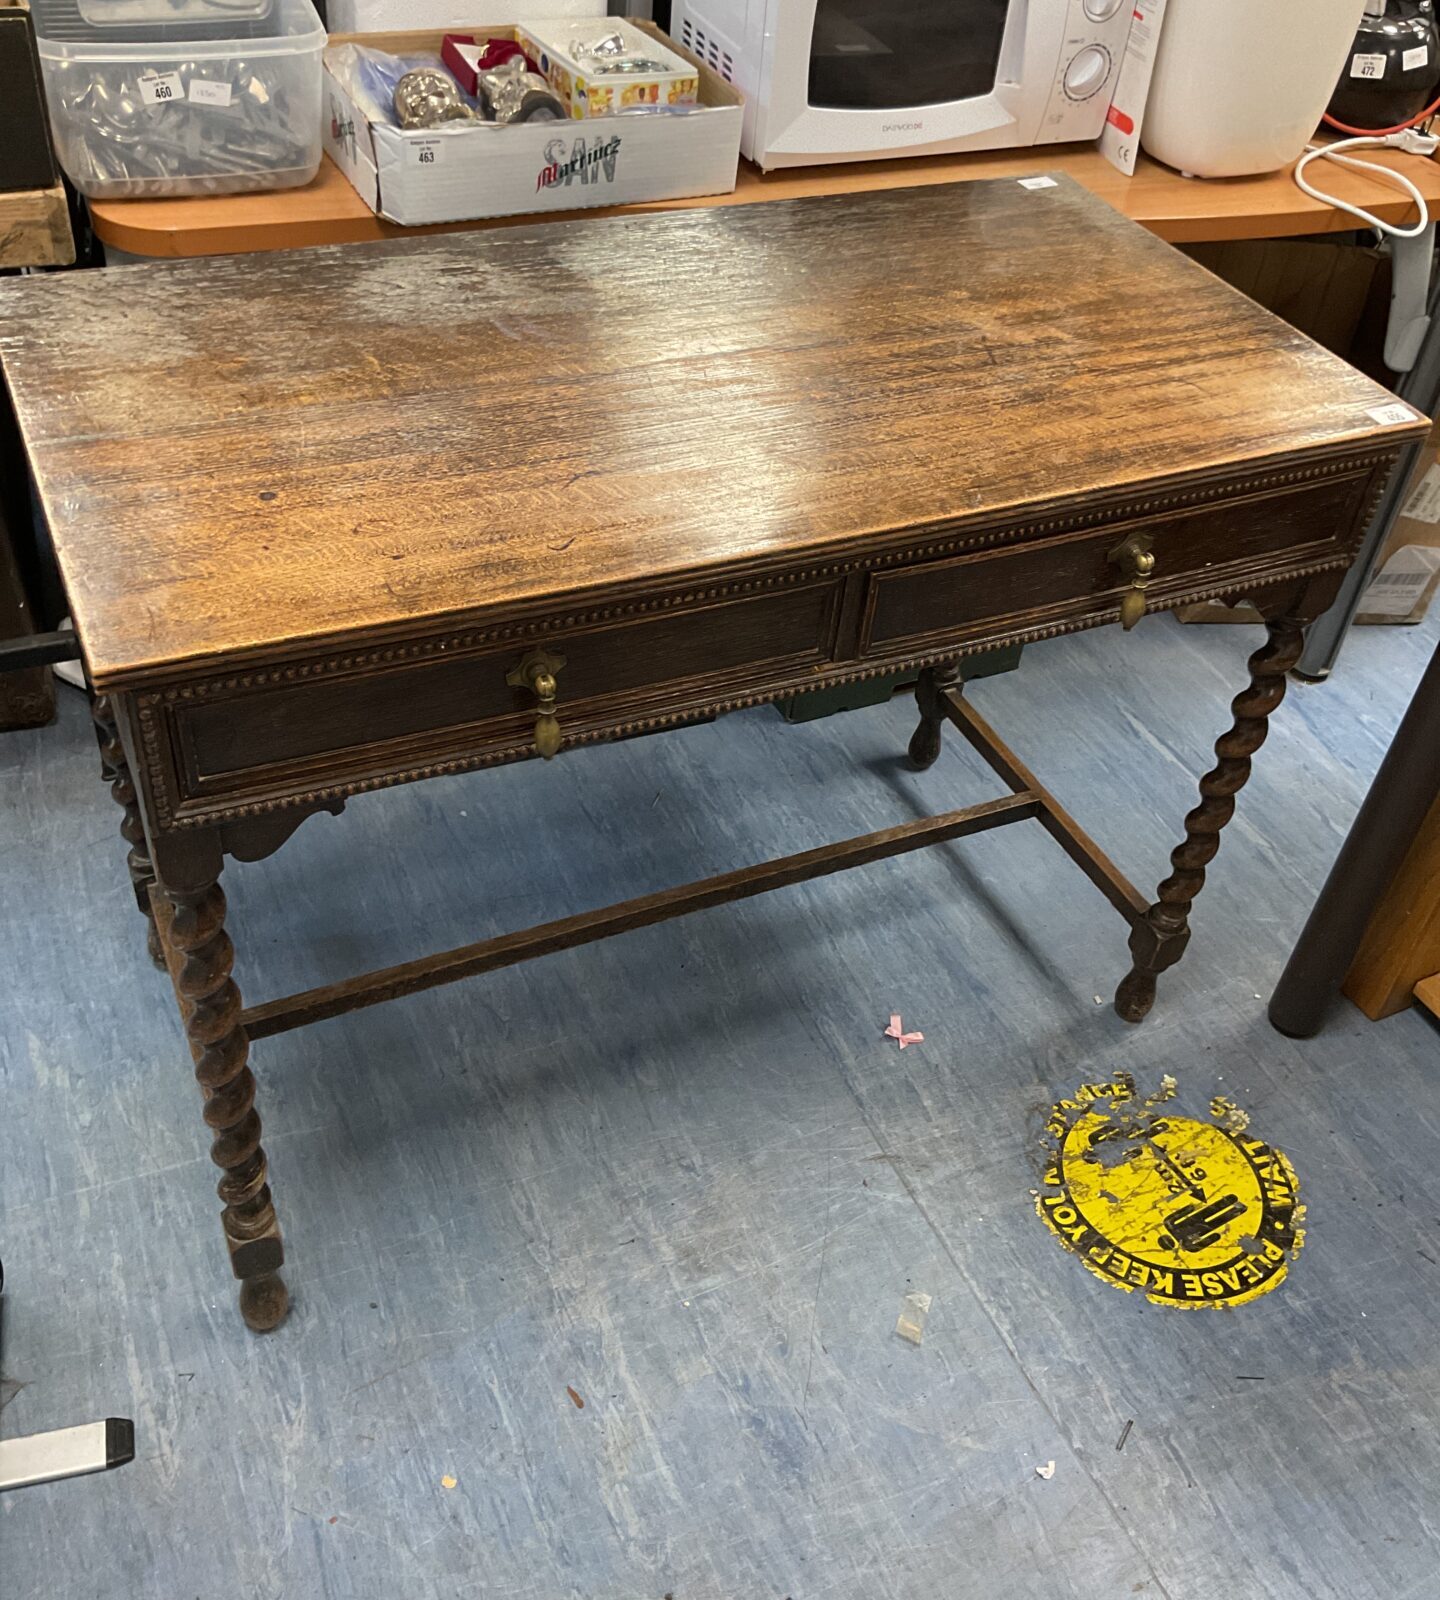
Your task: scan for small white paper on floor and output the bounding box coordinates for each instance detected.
[1036,1460,1056,1480]
[895,1291,932,1345]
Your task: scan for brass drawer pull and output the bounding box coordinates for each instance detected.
[506,646,566,759]
[1108,531,1156,631]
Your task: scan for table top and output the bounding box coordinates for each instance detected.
[0,177,1420,689]
[87,141,1440,259]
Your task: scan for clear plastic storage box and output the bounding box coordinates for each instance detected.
[36,0,325,199]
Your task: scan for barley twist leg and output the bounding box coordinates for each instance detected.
[91,693,164,968]
[161,880,288,1332]
[1115,617,1304,1023]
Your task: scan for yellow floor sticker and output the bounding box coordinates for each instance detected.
[1036,1074,1304,1309]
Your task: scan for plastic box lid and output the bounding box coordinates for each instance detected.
[36,0,323,59]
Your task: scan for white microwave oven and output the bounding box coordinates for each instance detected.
[669,0,1134,170]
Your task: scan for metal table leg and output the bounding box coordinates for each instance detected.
[1296,225,1440,681]
[1269,633,1440,1036]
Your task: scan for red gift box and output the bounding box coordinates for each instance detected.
[440,34,539,98]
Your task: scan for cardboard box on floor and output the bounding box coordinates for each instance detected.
[322,15,742,227]
[1174,237,1438,626]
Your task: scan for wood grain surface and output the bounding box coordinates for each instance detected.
[0,177,1422,689]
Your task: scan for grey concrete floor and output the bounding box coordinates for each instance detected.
[2,611,1437,1600]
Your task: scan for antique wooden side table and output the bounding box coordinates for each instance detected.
[0,179,1422,1331]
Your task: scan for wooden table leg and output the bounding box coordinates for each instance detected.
[1115,614,1305,1022]
[908,661,962,770]
[154,874,288,1333]
[90,693,163,969]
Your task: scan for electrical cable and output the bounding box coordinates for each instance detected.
[1294,129,1440,237]
[1324,93,1440,138]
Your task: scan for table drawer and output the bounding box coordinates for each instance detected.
[173,578,845,801]
[862,472,1370,656]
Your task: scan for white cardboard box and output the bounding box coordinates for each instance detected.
[323,19,741,227]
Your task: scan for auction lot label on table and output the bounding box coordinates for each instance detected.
[1037,1075,1303,1308]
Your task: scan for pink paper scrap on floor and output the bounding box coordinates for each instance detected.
[884,1014,924,1049]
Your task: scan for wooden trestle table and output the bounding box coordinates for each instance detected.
[0,176,1422,1330]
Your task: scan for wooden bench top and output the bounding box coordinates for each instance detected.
[0,176,1422,688]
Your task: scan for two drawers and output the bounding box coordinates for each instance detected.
[142,463,1378,826]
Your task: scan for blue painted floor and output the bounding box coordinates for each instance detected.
[2,612,1437,1600]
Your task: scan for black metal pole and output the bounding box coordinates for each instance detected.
[1269,635,1440,1037]
[0,628,78,672]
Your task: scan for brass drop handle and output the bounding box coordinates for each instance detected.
[1108,532,1156,632]
[506,646,566,759]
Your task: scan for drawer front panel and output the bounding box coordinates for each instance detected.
[179,579,844,793]
[863,475,1367,654]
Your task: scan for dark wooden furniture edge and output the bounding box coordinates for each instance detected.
[119,558,1374,836]
[92,442,1402,847]
[84,440,1409,694]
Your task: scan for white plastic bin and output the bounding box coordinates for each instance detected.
[1143,0,1367,177]
[38,0,326,199]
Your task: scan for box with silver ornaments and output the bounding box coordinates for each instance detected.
[515,16,698,119]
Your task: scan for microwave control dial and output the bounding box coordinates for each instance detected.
[1062,44,1112,101]
[1083,0,1125,19]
